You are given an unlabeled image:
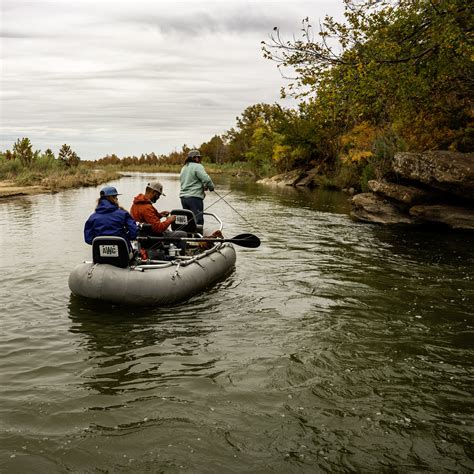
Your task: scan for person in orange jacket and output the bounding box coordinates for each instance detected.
[130,181,176,234]
[130,181,186,256]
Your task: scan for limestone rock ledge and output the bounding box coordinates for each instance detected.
[393,151,474,199]
[257,169,304,186]
[367,180,437,206]
[351,151,474,231]
[409,205,474,230]
[351,193,418,225]
[257,168,321,188]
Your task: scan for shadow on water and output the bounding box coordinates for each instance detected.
[67,295,219,395]
[370,224,474,266]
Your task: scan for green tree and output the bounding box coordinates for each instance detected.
[58,144,81,167]
[262,0,473,152]
[224,103,286,164]
[12,138,34,166]
[200,135,227,164]
[43,148,55,160]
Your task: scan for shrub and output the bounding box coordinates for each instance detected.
[332,160,362,190]
[32,154,60,172]
[0,157,22,180]
[360,163,376,192]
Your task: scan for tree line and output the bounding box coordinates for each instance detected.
[3,1,471,191]
[1,138,81,169]
[162,0,472,188]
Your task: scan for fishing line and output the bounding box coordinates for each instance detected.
[212,190,262,234]
[203,191,233,212]
[171,191,233,234]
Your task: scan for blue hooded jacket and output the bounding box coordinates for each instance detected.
[84,198,138,247]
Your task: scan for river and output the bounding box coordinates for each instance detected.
[0,172,472,472]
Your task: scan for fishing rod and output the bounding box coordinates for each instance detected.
[204,191,233,212]
[212,190,262,234]
[170,191,233,234]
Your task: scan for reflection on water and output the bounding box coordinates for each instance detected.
[68,296,219,395]
[0,174,472,471]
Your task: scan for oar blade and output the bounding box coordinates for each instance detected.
[230,233,261,248]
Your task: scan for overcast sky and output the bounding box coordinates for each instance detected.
[1,0,344,160]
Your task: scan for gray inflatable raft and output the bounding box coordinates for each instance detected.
[68,243,236,306]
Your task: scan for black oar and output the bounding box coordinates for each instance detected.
[137,233,261,248]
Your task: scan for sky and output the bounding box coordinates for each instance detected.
[1,0,344,160]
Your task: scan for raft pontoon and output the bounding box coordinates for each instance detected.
[68,210,237,306]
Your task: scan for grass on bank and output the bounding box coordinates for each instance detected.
[0,154,259,195]
[0,156,120,192]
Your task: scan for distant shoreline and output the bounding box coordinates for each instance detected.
[0,181,46,198]
[0,164,259,200]
[0,169,121,199]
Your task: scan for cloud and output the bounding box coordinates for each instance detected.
[0,0,344,159]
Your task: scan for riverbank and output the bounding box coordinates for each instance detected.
[84,161,258,178]
[257,151,474,231]
[0,163,259,199]
[0,181,44,198]
[0,169,120,199]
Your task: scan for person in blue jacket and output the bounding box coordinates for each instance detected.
[84,186,138,249]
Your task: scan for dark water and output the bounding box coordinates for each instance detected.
[0,173,472,472]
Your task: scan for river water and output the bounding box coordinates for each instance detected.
[0,172,472,472]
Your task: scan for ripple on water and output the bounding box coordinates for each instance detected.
[1,181,473,471]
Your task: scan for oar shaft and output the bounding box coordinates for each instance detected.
[137,233,261,248]
[138,237,239,243]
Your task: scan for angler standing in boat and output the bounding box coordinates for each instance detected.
[84,186,138,249]
[179,149,215,226]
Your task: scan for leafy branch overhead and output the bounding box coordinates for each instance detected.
[262,0,472,98]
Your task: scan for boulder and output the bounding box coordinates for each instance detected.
[257,169,304,186]
[368,180,438,205]
[409,205,474,230]
[393,151,474,199]
[350,193,419,225]
[232,170,255,179]
[295,168,321,187]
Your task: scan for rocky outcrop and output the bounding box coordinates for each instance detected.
[351,151,474,231]
[295,168,322,187]
[257,169,305,187]
[367,180,437,205]
[351,193,418,225]
[409,205,474,230]
[393,151,474,199]
[257,167,322,188]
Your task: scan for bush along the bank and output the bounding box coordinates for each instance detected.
[1,139,81,180]
[138,0,471,185]
[0,138,119,191]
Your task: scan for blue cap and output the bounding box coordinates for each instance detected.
[100,186,121,197]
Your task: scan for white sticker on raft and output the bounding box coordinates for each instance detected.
[175,215,188,225]
[99,245,119,257]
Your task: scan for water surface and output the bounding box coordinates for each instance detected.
[0,173,472,472]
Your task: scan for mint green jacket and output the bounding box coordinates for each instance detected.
[179,162,215,199]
